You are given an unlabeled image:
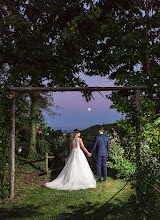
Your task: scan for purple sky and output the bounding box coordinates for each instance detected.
[44,74,124,132]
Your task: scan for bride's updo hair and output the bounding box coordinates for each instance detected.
[73,129,80,137]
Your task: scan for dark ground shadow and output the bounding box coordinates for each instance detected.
[1,200,159,220]
[56,198,160,220]
[0,203,49,220]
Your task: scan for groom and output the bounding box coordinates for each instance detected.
[90,126,110,182]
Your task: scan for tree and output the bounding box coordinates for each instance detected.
[0,0,91,157]
[56,0,160,110]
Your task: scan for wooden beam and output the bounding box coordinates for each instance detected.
[7,86,148,93]
[9,92,15,199]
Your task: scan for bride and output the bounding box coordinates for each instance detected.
[45,129,96,190]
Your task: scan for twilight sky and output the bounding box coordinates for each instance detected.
[44,73,124,132]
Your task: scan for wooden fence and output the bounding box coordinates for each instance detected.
[26,153,67,174]
[45,153,55,173]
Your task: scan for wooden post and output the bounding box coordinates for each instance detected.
[9,92,15,199]
[135,89,141,203]
[135,90,141,167]
[45,153,48,173]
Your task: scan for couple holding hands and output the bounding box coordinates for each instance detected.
[45,126,110,190]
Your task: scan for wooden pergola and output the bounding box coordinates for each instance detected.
[7,86,148,199]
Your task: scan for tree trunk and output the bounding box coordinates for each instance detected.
[29,92,38,158]
[144,0,153,86]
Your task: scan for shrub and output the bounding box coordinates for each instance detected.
[142,116,160,158]
[106,130,136,179]
[130,146,160,219]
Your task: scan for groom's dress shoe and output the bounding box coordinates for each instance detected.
[97,179,102,183]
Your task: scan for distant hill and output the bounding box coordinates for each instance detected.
[80,123,122,137]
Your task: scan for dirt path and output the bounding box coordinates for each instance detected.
[16,168,47,188]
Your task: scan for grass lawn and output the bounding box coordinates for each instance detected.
[0,166,159,220]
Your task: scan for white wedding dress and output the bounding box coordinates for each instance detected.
[45,138,96,190]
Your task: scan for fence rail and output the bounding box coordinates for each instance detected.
[27,153,65,173]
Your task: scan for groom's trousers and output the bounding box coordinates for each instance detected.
[96,156,107,180]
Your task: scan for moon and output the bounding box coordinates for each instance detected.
[88,108,91,111]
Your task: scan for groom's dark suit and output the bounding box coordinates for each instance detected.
[90,133,110,181]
